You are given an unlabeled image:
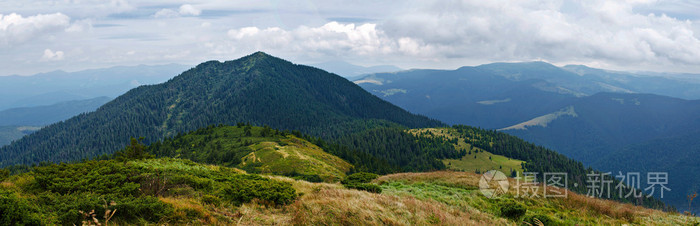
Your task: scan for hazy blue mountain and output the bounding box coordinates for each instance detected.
[0,97,111,146]
[562,65,700,100]
[311,60,402,78]
[0,126,40,147]
[476,62,700,100]
[0,96,111,126]
[354,67,576,128]
[502,92,700,211]
[0,64,191,110]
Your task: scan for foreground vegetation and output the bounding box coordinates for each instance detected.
[1,156,696,225]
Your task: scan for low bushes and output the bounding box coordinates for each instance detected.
[341,173,382,193]
[498,199,527,220]
[1,158,298,225]
[220,174,297,205]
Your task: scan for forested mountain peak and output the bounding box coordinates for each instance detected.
[0,52,441,167]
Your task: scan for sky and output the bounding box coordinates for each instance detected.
[2,0,700,75]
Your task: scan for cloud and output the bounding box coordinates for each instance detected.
[0,13,71,47]
[179,4,201,16]
[154,4,201,18]
[221,0,700,70]
[42,49,64,61]
[226,22,397,58]
[154,9,179,18]
[378,0,700,66]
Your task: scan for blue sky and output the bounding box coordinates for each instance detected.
[1,0,700,75]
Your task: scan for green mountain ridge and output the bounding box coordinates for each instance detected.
[0,52,441,167]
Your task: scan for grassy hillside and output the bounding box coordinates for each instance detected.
[374,172,698,225]
[148,124,352,182]
[410,128,525,174]
[7,160,695,225]
[1,152,695,225]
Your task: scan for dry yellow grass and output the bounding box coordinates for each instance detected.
[288,187,507,226]
[159,196,220,224]
[375,171,481,187]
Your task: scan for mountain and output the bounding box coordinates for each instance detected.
[479,62,700,100]
[0,126,39,147]
[354,67,577,128]
[311,60,402,78]
[501,92,700,212]
[0,97,111,146]
[562,65,700,100]
[0,52,442,167]
[0,64,190,110]
[352,62,700,212]
[0,97,111,127]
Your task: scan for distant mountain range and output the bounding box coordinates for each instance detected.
[353,62,700,212]
[0,97,111,146]
[0,64,191,111]
[311,60,402,78]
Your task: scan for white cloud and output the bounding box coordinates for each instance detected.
[155,4,201,18]
[179,4,201,16]
[4,0,700,75]
[154,9,179,18]
[377,0,700,67]
[226,22,397,58]
[42,49,64,61]
[0,13,71,47]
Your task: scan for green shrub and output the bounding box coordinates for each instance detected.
[499,200,527,220]
[344,183,382,193]
[341,172,379,185]
[115,196,174,222]
[32,161,141,197]
[293,174,323,183]
[201,194,221,205]
[0,191,42,225]
[0,168,9,181]
[220,174,297,205]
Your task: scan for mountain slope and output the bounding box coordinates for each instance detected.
[502,92,700,212]
[0,96,111,127]
[0,52,442,166]
[354,67,576,128]
[0,97,111,146]
[0,126,39,146]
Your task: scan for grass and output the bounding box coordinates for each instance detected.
[152,125,352,182]
[241,136,352,182]
[409,128,525,174]
[3,159,697,225]
[374,171,699,225]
